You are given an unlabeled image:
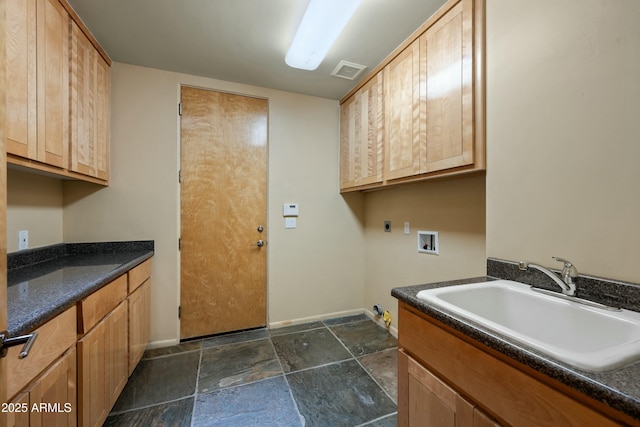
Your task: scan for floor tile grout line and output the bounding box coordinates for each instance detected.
[107,394,197,418]
[355,411,399,427]
[267,336,306,426]
[142,346,202,362]
[201,335,271,351]
[327,321,399,407]
[268,325,326,338]
[190,345,204,427]
[354,350,398,405]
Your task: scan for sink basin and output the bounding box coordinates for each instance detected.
[416,280,640,372]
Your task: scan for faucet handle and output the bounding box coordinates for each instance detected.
[552,256,578,278]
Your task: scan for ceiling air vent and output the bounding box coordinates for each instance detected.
[331,60,367,80]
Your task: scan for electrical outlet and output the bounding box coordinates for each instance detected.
[19,230,29,250]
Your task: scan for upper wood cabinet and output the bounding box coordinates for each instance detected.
[422,0,474,174]
[340,0,484,191]
[340,73,384,190]
[70,20,110,181]
[5,0,111,185]
[384,38,422,181]
[6,0,69,169]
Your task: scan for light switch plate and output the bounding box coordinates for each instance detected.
[285,217,297,229]
[19,230,29,250]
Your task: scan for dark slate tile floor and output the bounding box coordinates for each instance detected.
[105,314,398,426]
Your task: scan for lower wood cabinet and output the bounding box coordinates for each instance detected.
[5,258,152,427]
[128,279,151,375]
[7,348,76,427]
[78,301,127,427]
[400,349,499,427]
[398,302,627,426]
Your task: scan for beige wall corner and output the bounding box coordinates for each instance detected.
[485,0,640,282]
[7,169,64,252]
[364,174,487,329]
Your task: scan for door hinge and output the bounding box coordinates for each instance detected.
[178,306,182,319]
[178,102,183,116]
[178,238,181,251]
[178,169,182,184]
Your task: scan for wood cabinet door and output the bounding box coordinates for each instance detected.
[70,20,110,181]
[78,318,108,427]
[105,302,128,410]
[5,0,37,159]
[94,56,110,181]
[422,0,474,173]
[340,94,358,189]
[6,393,30,427]
[28,348,76,427]
[36,0,69,168]
[384,37,423,181]
[355,73,384,187]
[405,352,475,426]
[128,279,151,376]
[340,74,384,191]
[70,21,97,177]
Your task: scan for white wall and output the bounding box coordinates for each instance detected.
[485,0,640,283]
[7,169,63,252]
[63,62,366,345]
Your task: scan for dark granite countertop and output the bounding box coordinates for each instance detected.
[7,241,154,337]
[392,275,640,422]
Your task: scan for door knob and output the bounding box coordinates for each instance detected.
[257,225,264,233]
[0,331,38,359]
[255,240,265,247]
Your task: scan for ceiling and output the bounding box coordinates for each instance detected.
[66,0,447,100]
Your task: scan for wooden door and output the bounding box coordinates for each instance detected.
[180,87,268,339]
[422,0,474,173]
[384,38,423,181]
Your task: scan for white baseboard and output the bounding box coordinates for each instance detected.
[146,338,180,350]
[268,308,364,330]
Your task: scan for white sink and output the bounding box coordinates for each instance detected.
[416,280,640,372]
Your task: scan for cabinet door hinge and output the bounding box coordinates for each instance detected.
[178,305,182,319]
[178,238,181,251]
[178,169,182,184]
[178,102,183,116]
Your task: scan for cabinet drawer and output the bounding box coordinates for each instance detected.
[78,274,127,334]
[7,306,77,399]
[128,259,151,293]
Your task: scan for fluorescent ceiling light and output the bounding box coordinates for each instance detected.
[285,0,363,71]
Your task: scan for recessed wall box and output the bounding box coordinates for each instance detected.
[418,231,439,255]
[283,203,299,217]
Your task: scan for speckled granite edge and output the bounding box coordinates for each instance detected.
[8,241,154,270]
[392,274,640,421]
[487,257,640,312]
[7,241,154,336]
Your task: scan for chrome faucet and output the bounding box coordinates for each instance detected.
[518,256,577,296]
